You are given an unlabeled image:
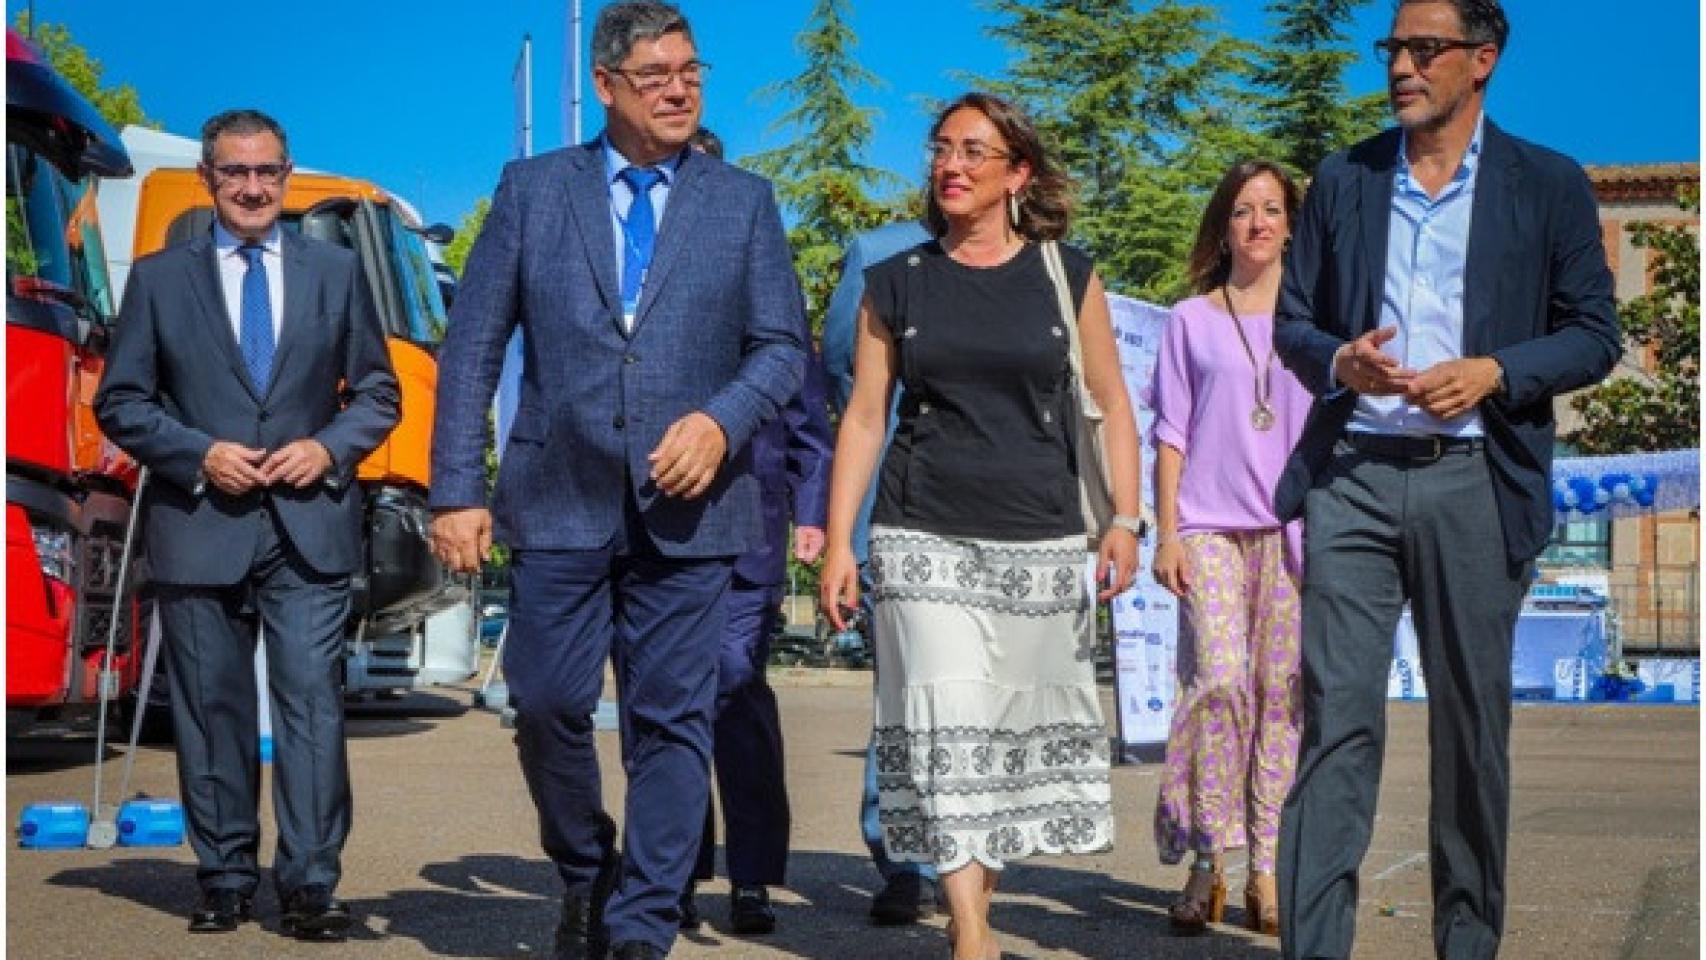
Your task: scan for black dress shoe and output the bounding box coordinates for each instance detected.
[870,873,936,926]
[280,884,352,942]
[608,942,663,960]
[555,854,621,960]
[188,888,254,933]
[678,883,701,930]
[729,884,776,935]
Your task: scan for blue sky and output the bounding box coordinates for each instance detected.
[20,0,1701,227]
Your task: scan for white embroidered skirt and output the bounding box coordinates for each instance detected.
[869,525,1114,872]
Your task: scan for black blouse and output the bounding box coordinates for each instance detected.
[865,240,1094,542]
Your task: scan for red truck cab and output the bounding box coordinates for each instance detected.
[6,28,143,735]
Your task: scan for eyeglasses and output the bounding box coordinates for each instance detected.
[607,60,709,95]
[1373,35,1484,68]
[925,141,1011,170]
[211,163,289,186]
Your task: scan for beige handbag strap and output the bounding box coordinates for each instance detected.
[1041,241,1103,418]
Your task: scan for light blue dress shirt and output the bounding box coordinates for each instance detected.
[600,132,685,330]
[1349,113,1486,437]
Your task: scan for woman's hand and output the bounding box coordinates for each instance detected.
[1152,540,1188,598]
[819,544,861,631]
[1095,527,1139,602]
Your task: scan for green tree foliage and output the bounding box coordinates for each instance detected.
[973,1,1383,301]
[1253,0,1385,178]
[1568,186,1701,453]
[742,0,909,334]
[442,198,489,276]
[975,0,1269,301]
[11,13,154,130]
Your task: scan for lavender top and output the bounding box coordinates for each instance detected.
[1151,294,1313,571]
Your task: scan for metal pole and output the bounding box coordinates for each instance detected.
[1652,516,1664,653]
[89,467,150,847]
[523,36,534,158]
[572,0,583,144]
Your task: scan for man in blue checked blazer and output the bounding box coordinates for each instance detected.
[427,4,805,959]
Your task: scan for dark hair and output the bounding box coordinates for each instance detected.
[921,92,1072,242]
[592,1,693,70]
[1398,0,1509,51]
[689,126,724,159]
[1186,160,1302,295]
[200,109,289,166]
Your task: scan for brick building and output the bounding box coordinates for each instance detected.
[1544,163,1700,653]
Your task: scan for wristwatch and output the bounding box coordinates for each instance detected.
[1110,514,1147,538]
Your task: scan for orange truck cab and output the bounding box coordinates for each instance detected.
[97,128,473,694]
[6,28,146,735]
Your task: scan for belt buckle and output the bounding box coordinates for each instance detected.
[1420,436,1443,463]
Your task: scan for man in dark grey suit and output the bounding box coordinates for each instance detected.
[428,4,805,958]
[1271,3,1620,958]
[95,109,399,941]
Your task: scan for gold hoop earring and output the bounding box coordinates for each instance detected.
[1008,191,1022,231]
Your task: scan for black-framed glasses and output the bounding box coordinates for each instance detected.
[925,140,1011,170]
[607,60,709,95]
[211,162,290,186]
[1373,35,1484,68]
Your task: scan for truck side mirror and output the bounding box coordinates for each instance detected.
[422,223,455,245]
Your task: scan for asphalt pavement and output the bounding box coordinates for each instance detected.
[6,667,1698,958]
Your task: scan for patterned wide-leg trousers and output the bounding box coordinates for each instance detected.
[1154,529,1301,873]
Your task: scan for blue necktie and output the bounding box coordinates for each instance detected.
[237,243,275,390]
[618,166,664,322]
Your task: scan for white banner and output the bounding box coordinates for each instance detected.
[1105,294,1180,754]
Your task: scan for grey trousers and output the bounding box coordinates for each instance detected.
[158,506,353,899]
[1277,439,1530,960]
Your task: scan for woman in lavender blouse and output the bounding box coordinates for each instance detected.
[1149,160,1311,937]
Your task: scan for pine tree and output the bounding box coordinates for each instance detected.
[743,0,907,333]
[974,0,1265,301]
[1253,0,1385,178]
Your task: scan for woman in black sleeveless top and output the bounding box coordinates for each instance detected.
[820,92,1143,960]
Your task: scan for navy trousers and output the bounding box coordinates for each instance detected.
[506,518,734,954]
[157,505,352,900]
[692,578,791,886]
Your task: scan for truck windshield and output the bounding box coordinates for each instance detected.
[377,204,448,344]
[6,142,74,292]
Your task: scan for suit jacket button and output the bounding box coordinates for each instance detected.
[613,416,626,429]
[625,354,638,365]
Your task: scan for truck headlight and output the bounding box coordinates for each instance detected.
[32,526,74,583]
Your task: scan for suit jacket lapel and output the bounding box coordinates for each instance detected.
[264,230,315,402]
[1358,130,1400,336]
[182,234,262,401]
[562,144,622,334]
[1463,121,1518,357]
[631,150,709,334]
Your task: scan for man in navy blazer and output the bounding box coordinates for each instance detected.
[428,5,805,958]
[95,109,398,941]
[1271,3,1620,958]
[683,351,832,935]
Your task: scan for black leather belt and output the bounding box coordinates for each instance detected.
[1344,432,1484,462]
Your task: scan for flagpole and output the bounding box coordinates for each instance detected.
[523,35,534,158]
[571,0,583,144]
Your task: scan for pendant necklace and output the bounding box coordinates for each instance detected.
[1222,286,1276,432]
